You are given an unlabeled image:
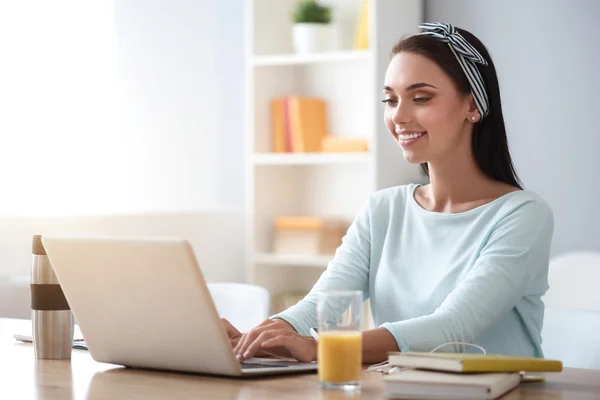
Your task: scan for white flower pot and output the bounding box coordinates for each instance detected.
[292,23,333,53]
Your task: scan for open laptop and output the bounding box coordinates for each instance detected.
[41,236,317,377]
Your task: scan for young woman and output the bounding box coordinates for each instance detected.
[226,23,554,364]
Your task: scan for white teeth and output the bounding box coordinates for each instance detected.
[398,132,425,140]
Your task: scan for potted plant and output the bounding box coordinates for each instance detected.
[291,0,333,53]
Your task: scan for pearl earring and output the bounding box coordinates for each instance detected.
[471,116,476,121]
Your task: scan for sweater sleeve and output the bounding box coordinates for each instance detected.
[380,200,554,352]
[270,199,372,336]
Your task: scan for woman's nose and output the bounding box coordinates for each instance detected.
[391,100,411,125]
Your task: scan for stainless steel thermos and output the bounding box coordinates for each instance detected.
[31,235,74,359]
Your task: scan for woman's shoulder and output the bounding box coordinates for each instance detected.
[494,188,553,217]
[486,188,554,236]
[367,183,418,207]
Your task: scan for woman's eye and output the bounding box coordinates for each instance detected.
[381,99,398,105]
[413,97,430,103]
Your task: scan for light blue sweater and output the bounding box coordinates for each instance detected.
[272,184,554,357]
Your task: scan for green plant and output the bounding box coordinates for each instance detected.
[292,0,332,24]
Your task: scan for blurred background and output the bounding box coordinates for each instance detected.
[0,0,598,320]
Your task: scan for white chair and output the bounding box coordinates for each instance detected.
[541,251,600,369]
[207,282,270,333]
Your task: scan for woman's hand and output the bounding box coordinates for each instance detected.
[233,318,317,363]
[221,318,243,348]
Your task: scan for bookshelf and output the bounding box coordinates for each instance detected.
[253,152,370,165]
[252,49,371,67]
[244,0,425,316]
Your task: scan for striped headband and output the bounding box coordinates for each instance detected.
[417,22,490,119]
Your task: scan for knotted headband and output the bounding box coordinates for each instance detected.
[417,22,490,119]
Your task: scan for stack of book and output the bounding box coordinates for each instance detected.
[271,96,369,153]
[271,96,328,153]
[383,352,563,399]
[272,216,349,256]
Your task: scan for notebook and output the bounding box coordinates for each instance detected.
[13,325,88,350]
[388,352,563,373]
[384,369,520,399]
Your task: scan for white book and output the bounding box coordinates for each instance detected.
[384,369,520,399]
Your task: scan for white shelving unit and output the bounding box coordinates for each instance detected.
[253,152,370,165]
[252,49,371,67]
[244,0,425,313]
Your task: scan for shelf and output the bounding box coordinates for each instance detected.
[254,253,332,268]
[253,153,370,165]
[252,50,371,67]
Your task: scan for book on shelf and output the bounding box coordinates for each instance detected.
[353,0,369,50]
[271,96,328,153]
[388,352,563,373]
[320,136,369,153]
[272,216,349,256]
[383,369,520,400]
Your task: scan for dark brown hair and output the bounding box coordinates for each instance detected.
[392,28,522,189]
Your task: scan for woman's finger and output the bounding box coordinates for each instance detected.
[261,335,287,349]
[234,322,271,357]
[221,318,240,338]
[262,335,317,363]
[241,329,287,360]
[233,332,247,355]
[234,320,279,358]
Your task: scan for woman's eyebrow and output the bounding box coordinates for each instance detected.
[382,82,438,93]
[404,82,438,91]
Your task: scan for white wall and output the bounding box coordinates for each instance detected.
[0,0,247,302]
[425,0,600,256]
[0,0,245,217]
[113,0,245,213]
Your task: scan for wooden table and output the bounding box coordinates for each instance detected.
[2,318,600,399]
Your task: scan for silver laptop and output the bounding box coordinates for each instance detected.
[41,236,317,377]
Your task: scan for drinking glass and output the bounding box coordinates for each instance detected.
[317,290,363,390]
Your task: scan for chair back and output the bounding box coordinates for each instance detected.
[541,251,600,369]
[207,282,270,333]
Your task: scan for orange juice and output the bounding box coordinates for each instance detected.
[318,331,362,383]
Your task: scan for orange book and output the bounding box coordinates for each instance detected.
[271,96,328,153]
[271,99,286,153]
[353,0,369,50]
[288,97,328,153]
[321,136,369,152]
[274,216,324,231]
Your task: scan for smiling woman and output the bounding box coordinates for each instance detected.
[227,22,554,365]
[383,23,521,189]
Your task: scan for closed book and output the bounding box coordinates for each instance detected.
[272,216,349,255]
[274,216,324,231]
[353,0,369,50]
[273,230,323,255]
[288,97,327,152]
[384,369,520,400]
[388,352,563,373]
[320,136,369,152]
[271,97,328,153]
[271,99,287,153]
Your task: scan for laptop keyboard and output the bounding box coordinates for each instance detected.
[241,362,291,369]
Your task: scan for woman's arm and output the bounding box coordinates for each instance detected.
[380,200,554,353]
[267,199,374,337]
[362,328,400,363]
[234,199,553,363]
[233,199,375,361]
[231,318,398,364]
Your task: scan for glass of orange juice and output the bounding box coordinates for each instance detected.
[317,290,362,391]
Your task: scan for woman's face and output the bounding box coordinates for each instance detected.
[383,52,478,164]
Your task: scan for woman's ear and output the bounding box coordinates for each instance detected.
[466,94,479,123]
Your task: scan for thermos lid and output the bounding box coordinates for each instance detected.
[32,235,46,255]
